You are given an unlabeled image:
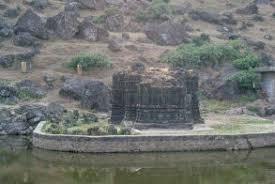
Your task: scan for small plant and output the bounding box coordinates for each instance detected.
[17,88,44,101]
[68,53,112,71]
[104,6,120,16]
[92,15,105,24]
[191,33,210,46]
[136,0,174,21]
[232,50,259,70]
[228,70,259,90]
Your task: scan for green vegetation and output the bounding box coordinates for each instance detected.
[164,39,260,91]
[136,0,174,21]
[200,94,258,114]
[228,70,259,90]
[92,6,120,24]
[42,120,134,136]
[17,88,44,101]
[68,53,112,71]
[92,15,105,24]
[191,34,210,46]
[104,6,120,16]
[209,116,273,134]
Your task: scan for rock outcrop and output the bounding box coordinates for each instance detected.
[104,13,124,32]
[144,20,191,46]
[59,77,111,112]
[236,3,258,15]
[14,9,48,40]
[13,32,40,47]
[77,18,109,42]
[71,0,106,10]
[0,18,12,40]
[189,10,237,25]
[46,9,80,39]
[0,104,47,135]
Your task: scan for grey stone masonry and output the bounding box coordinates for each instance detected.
[111,68,203,129]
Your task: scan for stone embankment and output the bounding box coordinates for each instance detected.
[33,121,275,153]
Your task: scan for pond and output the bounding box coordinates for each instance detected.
[1,136,275,184]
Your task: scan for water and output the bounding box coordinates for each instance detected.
[1,136,275,184]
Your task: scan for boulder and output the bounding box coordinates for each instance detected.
[14,9,48,40]
[144,20,191,45]
[59,78,111,112]
[236,3,258,15]
[0,104,47,135]
[0,50,37,68]
[264,34,273,40]
[74,0,106,10]
[13,32,40,47]
[46,102,66,123]
[124,20,142,32]
[108,36,123,52]
[0,85,17,101]
[121,0,150,16]
[243,37,265,50]
[43,74,57,89]
[105,13,124,32]
[16,104,47,126]
[254,0,271,4]
[46,10,80,39]
[3,8,20,18]
[77,18,109,42]
[24,0,49,9]
[0,18,12,40]
[211,80,240,100]
[0,55,15,68]
[172,2,192,15]
[0,2,7,10]
[252,15,264,22]
[189,10,237,25]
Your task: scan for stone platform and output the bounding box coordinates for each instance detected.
[33,121,275,153]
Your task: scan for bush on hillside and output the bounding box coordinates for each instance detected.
[163,39,260,91]
[136,0,174,21]
[228,70,259,90]
[68,53,112,71]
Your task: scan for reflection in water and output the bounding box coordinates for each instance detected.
[0,136,275,184]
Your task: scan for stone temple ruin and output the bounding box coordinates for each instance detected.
[111,65,203,129]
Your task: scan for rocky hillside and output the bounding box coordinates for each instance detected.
[1,0,275,134]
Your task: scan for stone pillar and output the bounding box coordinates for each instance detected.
[77,64,83,75]
[185,70,203,124]
[111,72,125,124]
[21,61,32,73]
[124,73,142,121]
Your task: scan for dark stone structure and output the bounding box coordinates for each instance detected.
[111,67,203,129]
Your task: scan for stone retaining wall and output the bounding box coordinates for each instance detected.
[32,122,275,153]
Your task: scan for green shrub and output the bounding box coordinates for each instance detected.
[192,33,210,46]
[164,41,242,68]
[104,6,120,16]
[232,50,259,70]
[68,53,112,71]
[136,0,174,21]
[228,70,259,90]
[17,88,44,101]
[163,39,260,91]
[92,15,106,24]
